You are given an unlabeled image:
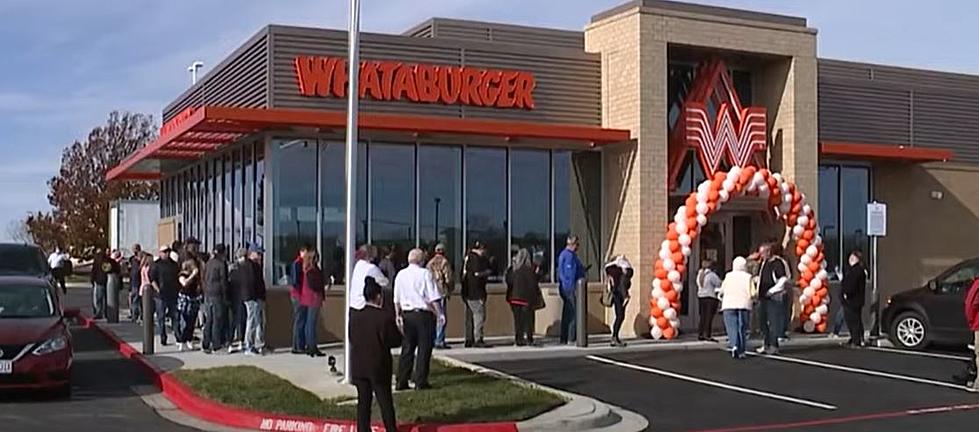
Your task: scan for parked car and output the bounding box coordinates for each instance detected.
[0,276,73,397]
[882,258,978,350]
[0,243,51,278]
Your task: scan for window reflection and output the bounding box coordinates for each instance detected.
[818,166,840,276]
[841,167,870,263]
[419,145,462,276]
[272,139,317,284]
[511,149,551,281]
[466,147,507,279]
[243,147,253,248]
[256,142,265,250]
[319,141,367,285]
[370,143,416,272]
[554,151,602,281]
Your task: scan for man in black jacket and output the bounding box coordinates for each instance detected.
[150,246,180,346]
[841,250,867,348]
[202,244,229,353]
[462,242,492,348]
[351,277,401,432]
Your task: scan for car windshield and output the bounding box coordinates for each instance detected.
[0,285,55,318]
[0,245,49,276]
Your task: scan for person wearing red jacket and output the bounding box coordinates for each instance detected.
[301,250,326,357]
[963,278,979,391]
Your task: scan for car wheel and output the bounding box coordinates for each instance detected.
[889,311,929,350]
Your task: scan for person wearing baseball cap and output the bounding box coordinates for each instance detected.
[150,244,180,346]
[462,241,492,348]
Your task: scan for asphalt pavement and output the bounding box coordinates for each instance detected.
[479,343,979,431]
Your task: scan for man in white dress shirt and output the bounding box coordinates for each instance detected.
[349,245,389,311]
[393,248,445,391]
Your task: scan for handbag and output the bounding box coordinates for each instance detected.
[600,280,614,307]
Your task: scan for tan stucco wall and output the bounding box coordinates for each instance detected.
[875,162,979,298]
[263,285,608,347]
[586,5,817,337]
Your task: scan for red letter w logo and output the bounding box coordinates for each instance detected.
[685,103,766,175]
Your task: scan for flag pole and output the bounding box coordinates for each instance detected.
[343,0,361,385]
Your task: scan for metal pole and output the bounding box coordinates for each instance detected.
[343,0,361,385]
[870,235,880,342]
[143,290,155,355]
[576,278,588,348]
[106,273,120,323]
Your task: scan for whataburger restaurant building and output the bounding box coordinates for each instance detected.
[108,0,978,343]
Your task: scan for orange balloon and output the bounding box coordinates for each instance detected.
[671,252,684,264]
[655,260,664,270]
[708,190,720,202]
[670,301,681,310]
[802,269,814,281]
[685,195,698,210]
[665,289,678,302]
[816,252,825,264]
[798,279,808,289]
[657,317,669,328]
[797,238,811,250]
[707,201,718,212]
[651,305,663,318]
[808,261,820,273]
[687,217,699,230]
[662,326,677,339]
[739,170,753,185]
[655,269,668,279]
[816,322,828,333]
[816,287,829,297]
[811,295,822,307]
[713,172,727,182]
[791,204,802,216]
[686,206,696,218]
[803,230,814,241]
[667,230,679,241]
[788,215,798,227]
[792,190,802,203]
[795,246,806,257]
[806,218,817,230]
[668,222,676,232]
[669,241,680,253]
[676,264,686,274]
[711,179,724,191]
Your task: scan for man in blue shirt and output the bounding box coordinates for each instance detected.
[558,235,587,344]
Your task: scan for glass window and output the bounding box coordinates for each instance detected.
[205,160,212,248]
[370,143,416,270]
[510,149,551,281]
[841,167,870,263]
[818,166,840,277]
[213,158,221,250]
[465,146,507,279]
[419,145,463,277]
[224,154,233,248]
[319,141,368,285]
[256,141,266,250]
[272,139,318,284]
[553,150,602,281]
[233,149,242,249]
[243,145,254,248]
[938,263,979,294]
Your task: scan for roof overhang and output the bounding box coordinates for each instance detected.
[106,106,632,181]
[819,141,953,163]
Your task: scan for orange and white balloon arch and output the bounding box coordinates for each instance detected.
[650,166,829,340]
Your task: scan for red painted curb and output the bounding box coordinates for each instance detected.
[79,316,519,432]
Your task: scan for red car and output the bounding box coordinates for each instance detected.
[0,276,73,397]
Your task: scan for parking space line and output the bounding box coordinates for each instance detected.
[586,355,837,411]
[748,352,972,391]
[866,346,972,361]
[689,402,979,432]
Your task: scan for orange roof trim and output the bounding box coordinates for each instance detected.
[106,106,632,181]
[820,141,953,163]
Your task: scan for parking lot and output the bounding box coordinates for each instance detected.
[480,343,979,431]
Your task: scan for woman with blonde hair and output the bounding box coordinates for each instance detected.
[720,256,755,359]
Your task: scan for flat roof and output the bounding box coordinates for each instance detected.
[592,0,807,27]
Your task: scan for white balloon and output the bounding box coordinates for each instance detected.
[659,248,670,261]
[799,294,810,305]
[652,287,664,299]
[650,325,663,339]
[681,245,692,257]
[674,281,684,293]
[678,233,692,247]
[722,179,735,192]
[802,204,812,216]
[798,215,810,227]
[698,181,711,194]
[809,312,822,324]
[753,171,765,185]
[657,297,670,310]
[803,286,815,297]
[674,212,686,225]
[806,245,819,257]
[668,270,681,283]
[798,262,808,272]
[817,270,828,281]
[811,278,823,289]
[719,189,730,203]
[801,254,811,265]
[664,307,678,320]
[696,202,709,215]
[652,278,662,290]
[772,173,784,182]
[696,214,708,226]
[676,206,688,219]
[816,305,829,315]
[669,318,680,328]
[803,320,816,333]
[821,295,830,305]
[783,192,793,204]
[663,258,675,271]
[793,225,805,237]
[814,236,823,247]
[758,184,770,198]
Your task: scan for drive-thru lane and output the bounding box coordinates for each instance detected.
[478,344,979,431]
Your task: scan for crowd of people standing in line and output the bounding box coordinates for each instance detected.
[700,241,868,359]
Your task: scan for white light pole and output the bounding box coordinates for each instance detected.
[343,0,361,385]
[188,61,204,84]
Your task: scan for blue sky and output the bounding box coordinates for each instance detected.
[1,0,976,240]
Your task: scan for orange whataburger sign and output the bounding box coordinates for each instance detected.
[294,55,536,110]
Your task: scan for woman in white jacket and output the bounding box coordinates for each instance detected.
[720,257,755,359]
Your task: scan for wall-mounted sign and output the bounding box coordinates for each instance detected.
[867,202,887,237]
[294,55,536,110]
[668,59,767,188]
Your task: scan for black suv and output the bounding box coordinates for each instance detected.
[881,257,977,350]
[0,243,51,279]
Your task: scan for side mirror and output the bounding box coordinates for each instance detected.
[927,280,938,291]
